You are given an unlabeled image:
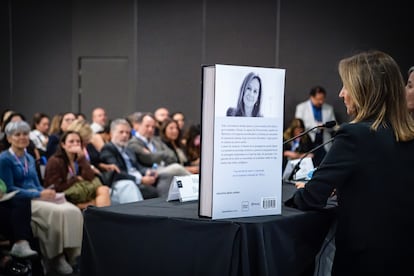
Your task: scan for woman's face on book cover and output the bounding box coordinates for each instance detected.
[243,78,260,108]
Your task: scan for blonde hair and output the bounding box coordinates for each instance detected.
[338,50,414,141]
[66,119,93,142]
[49,114,62,135]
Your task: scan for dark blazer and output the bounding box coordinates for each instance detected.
[100,142,148,184]
[45,133,60,158]
[100,142,158,198]
[287,121,414,275]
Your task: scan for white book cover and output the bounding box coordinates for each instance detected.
[199,64,285,219]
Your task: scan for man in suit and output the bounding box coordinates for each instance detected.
[99,118,158,203]
[127,112,190,197]
[127,112,176,167]
[295,85,336,165]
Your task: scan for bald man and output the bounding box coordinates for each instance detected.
[90,107,108,133]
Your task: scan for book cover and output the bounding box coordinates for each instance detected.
[199,64,285,219]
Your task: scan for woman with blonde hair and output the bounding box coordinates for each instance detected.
[406,66,414,115]
[287,50,414,275]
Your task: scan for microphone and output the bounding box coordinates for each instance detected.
[287,137,335,181]
[283,120,336,145]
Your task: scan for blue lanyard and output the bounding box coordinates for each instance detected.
[68,161,79,176]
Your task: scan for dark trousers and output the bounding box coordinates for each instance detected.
[0,198,33,244]
[0,198,45,275]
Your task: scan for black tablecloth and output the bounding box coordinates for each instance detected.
[80,184,335,276]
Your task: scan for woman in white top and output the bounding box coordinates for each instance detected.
[29,112,50,157]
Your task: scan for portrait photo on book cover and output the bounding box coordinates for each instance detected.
[216,65,284,118]
[226,72,263,117]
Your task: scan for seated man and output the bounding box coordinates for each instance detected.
[128,112,176,166]
[127,112,190,197]
[99,119,158,202]
[90,107,108,133]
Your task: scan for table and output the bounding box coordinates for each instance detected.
[80,184,335,276]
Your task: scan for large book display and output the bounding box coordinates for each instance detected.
[199,64,286,219]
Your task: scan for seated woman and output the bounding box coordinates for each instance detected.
[282,118,314,170]
[29,112,50,158]
[160,118,199,174]
[0,179,41,276]
[43,130,111,209]
[0,121,83,275]
[67,119,118,184]
[45,112,76,158]
[182,123,201,167]
[0,177,38,257]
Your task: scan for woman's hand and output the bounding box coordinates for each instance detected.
[40,189,56,200]
[295,182,306,189]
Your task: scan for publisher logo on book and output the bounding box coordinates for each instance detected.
[241,201,249,212]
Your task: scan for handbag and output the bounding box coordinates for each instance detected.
[64,177,103,204]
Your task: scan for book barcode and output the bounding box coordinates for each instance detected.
[262,197,276,209]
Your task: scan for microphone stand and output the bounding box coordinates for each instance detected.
[287,137,335,181]
[283,125,320,145]
[283,121,337,145]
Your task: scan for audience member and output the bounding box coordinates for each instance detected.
[29,112,50,157]
[406,66,414,115]
[128,112,176,166]
[160,118,199,174]
[45,112,76,158]
[0,121,83,275]
[0,113,40,163]
[286,50,414,275]
[48,113,62,136]
[43,130,111,208]
[0,178,38,259]
[182,123,201,167]
[295,85,336,166]
[66,119,118,189]
[76,112,87,121]
[128,114,191,196]
[171,111,186,144]
[94,120,112,150]
[127,112,143,137]
[153,107,169,136]
[99,119,155,203]
[227,72,262,117]
[171,111,186,131]
[282,118,314,170]
[67,119,102,170]
[90,107,108,133]
[0,109,13,143]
